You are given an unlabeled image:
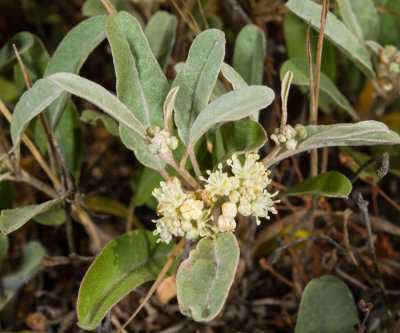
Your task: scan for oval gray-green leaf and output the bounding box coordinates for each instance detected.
[82,0,144,26]
[173,29,225,145]
[107,11,168,128]
[0,198,64,234]
[189,85,274,147]
[280,58,358,120]
[286,0,374,79]
[264,121,400,168]
[77,230,180,330]
[221,63,248,90]
[176,232,239,321]
[33,208,66,226]
[337,0,379,42]
[2,242,45,291]
[295,275,360,333]
[279,171,352,198]
[48,73,147,138]
[44,15,107,129]
[233,25,266,85]
[145,11,177,71]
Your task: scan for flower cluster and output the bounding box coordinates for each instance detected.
[152,178,216,243]
[378,45,400,92]
[152,153,279,243]
[270,124,307,150]
[147,125,178,154]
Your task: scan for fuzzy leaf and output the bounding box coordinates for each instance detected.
[177,232,239,321]
[286,0,374,79]
[0,198,64,234]
[233,25,266,85]
[189,85,274,147]
[337,0,379,41]
[295,275,359,333]
[220,63,248,90]
[145,11,177,70]
[279,171,352,198]
[173,29,225,145]
[280,58,358,119]
[44,15,107,128]
[77,230,179,330]
[80,110,119,136]
[264,121,400,168]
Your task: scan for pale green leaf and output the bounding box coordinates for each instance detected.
[177,233,239,321]
[80,110,119,136]
[286,0,374,79]
[279,171,352,198]
[2,242,45,291]
[220,63,247,90]
[145,11,177,70]
[295,275,359,333]
[0,198,64,234]
[44,15,107,128]
[189,85,274,147]
[233,25,266,85]
[264,121,400,168]
[280,58,358,119]
[173,29,225,145]
[33,208,66,226]
[77,230,179,330]
[133,168,163,207]
[337,0,379,41]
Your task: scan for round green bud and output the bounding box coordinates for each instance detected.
[146,125,161,138]
[294,123,307,139]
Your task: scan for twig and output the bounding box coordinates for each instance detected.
[171,0,200,35]
[41,254,93,267]
[356,194,390,306]
[101,0,117,14]
[189,147,202,179]
[117,238,185,333]
[351,152,389,183]
[196,0,209,29]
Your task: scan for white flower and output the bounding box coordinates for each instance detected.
[148,128,179,154]
[200,163,238,197]
[218,215,236,232]
[180,198,204,220]
[152,178,185,216]
[221,202,238,219]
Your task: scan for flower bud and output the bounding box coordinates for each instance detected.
[221,202,238,219]
[218,215,236,232]
[285,138,297,150]
[294,123,307,139]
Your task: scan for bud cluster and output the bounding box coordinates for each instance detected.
[147,125,178,154]
[151,153,279,244]
[270,124,307,150]
[378,45,400,92]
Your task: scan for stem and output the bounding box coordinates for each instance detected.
[189,147,202,179]
[101,0,117,14]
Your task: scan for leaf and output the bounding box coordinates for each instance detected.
[80,110,119,136]
[264,121,400,168]
[377,0,400,47]
[2,242,45,291]
[106,11,169,168]
[188,85,274,147]
[280,58,358,119]
[0,198,64,234]
[337,0,379,41]
[286,0,374,79]
[10,74,147,152]
[133,168,163,207]
[212,121,267,164]
[176,232,240,321]
[77,230,180,330]
[43,15,107,129]
[1,242,45,311]
[84,196,128,218]
[0,32,48,80]
[279,171,352,198]
[0,233,8,263]
[295,275,360,333]
[233,25,266,85]
[33,208,66,226]
[82,0,144,26]
[145,11,177,70]
[283,12,337,82]
[220,63,247,90]
[173,29,226,145]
